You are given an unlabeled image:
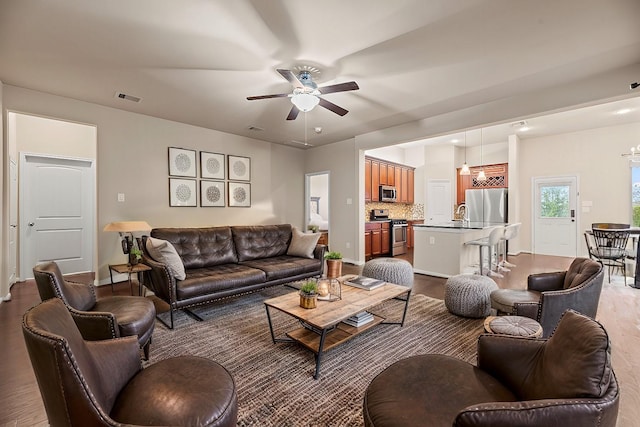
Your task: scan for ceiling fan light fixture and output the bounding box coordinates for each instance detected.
[291,93,319,112]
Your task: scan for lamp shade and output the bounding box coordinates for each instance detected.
[103,221,152,232]
[460,163,471,175]
[291,93,320,112]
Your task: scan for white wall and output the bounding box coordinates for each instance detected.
[3,85,305,282]
[518,122,640,256]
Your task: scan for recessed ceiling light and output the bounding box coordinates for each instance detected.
[451,138,459,143]
[519,126,530,132]
[614,108,633,115]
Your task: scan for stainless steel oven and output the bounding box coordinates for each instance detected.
[391,219,408,256]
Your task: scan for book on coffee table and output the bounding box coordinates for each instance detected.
[345,276,385,291]
[342,311,374,327]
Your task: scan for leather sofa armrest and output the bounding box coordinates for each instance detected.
[314,244,327,276]
[527,271,565,292]
[477,334,545,394]
[140,237,178,306]
[513,301,540,320]
[87,336,142,397]
[69,307,120,341]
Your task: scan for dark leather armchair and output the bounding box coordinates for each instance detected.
[363,310,619,427]
[33,261,156,358]
[22,298,238,427]
[490,257,604,337]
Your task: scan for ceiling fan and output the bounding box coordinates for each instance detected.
[247,69,359,120]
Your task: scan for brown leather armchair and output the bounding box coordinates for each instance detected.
[33,261,156,358]
[23,298,238,427]
[490,257,604,337]
[363,310,619,427]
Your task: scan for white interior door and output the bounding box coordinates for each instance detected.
[427,179,452,223]
[533,176,578,256]
[20,154,95,279]
[8,158,18,286]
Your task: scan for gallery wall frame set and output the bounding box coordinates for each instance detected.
[168,147,251,207]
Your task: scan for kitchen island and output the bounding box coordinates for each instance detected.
[413,222,506,278]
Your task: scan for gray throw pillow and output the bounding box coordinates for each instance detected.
[287,226,321,259]
[146,236,186,280]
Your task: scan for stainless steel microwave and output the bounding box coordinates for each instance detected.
[379,185,397,202]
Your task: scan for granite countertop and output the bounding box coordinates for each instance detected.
[415,221,507,230]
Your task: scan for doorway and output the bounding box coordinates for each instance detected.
[532,176,578,257]
[305,172,330,238]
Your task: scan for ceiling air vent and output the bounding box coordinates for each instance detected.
[114,92,142,103]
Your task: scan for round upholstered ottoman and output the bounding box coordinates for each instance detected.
[444,274,498,318]
[484,315,543,338]
[362,258,414,287]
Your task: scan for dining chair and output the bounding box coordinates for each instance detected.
[591,227,630,282]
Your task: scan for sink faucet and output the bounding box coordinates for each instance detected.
[456,204,468,222]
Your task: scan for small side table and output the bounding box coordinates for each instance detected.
[108,263,151,296]
[484,315,543,338]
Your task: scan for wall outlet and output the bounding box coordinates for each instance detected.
[346,198,352,205]
[429,236,435,244]
[117,193,125,202]
[346,242,351,248]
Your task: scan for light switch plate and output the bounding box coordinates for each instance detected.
[117,193,125,202]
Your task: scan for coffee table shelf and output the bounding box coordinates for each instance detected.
[286,315,385,353]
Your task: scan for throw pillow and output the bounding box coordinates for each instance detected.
[287,226,321,259]
[145,236,186,280]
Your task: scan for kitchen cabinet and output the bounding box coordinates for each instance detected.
[456,162,508,205]
[364,156,415,204]
[407,219,424,249]
[365,221,391,260]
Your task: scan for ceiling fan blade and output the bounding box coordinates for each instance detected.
[246,93,289,100]
[318,97,348,116]
[318,81,359,95]
[286,105,300,120]
[277,69,304,89]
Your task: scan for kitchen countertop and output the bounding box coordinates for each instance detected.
[415,221,506,230]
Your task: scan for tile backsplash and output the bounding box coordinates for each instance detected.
[365,202,424,220]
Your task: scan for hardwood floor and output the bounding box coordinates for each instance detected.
[1,253,638,426]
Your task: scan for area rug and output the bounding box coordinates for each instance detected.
[148,287,485,426]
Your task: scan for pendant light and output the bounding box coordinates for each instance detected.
[477,128,487,181]
[459,131,470,175]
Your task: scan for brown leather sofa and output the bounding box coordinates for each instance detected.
[23,298,238,427]
[142,224,326,328]
[363,309,619,427]
[490,257,604,337]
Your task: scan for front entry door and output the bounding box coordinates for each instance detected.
[533,176,578,257]
[20,154,95,279]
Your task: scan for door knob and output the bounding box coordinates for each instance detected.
[28,222,35,226]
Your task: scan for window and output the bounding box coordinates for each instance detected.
[632,167,640,226]
[539,185,570,218]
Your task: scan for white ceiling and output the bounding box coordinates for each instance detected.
[1,0,639,149]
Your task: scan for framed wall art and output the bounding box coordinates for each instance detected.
[201,180,225,207]
[168,147,197,177]
[200,151,225,180]
[228,182,251,207]
[228,155,251,181]
[169,178,197,207]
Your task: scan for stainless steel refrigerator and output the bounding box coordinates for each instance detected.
[465,188,508,223]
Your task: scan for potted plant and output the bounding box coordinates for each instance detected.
[129,247,142,266]
[299,280,318,309]
[324,251,343,278]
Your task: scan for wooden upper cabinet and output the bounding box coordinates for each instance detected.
[387,165,395,186]
[371,160,380,201]
[365,158,372,202]
[456,162,508,205]
[379,162,388,186]
[364,156,415,204]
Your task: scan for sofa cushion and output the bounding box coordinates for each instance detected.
[151,227,237,269]
[232,224,291,262]
[146,237,186,280]
[522,310,612,400]
[242,256,322,281]
[176,264,266,300]
[563,257,601,289]
[287,227,321,259]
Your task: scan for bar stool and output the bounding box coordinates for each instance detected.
[464,227,505,277]
[499,223,521,271]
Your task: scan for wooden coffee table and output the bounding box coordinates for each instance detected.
[264,279,411,379]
